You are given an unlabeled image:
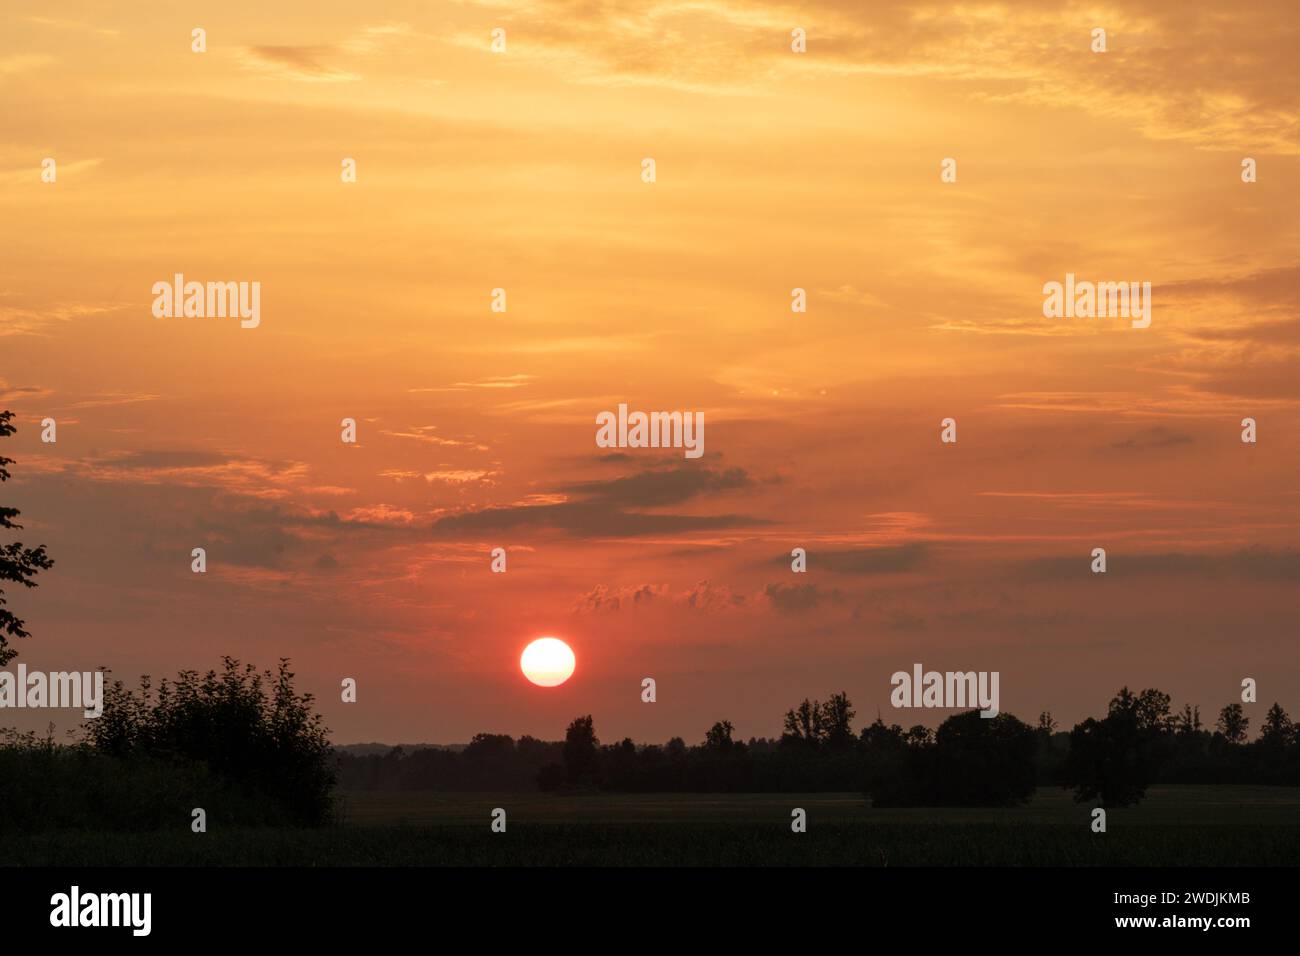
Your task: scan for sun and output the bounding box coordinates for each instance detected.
[520,637,576,687]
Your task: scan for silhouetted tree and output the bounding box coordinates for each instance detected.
[704,720,736,751]
[860,717,906,748]
[1217,703,1249,744]
[1110,686,1173,734]
[464,733,515,759]
[863,712,1036,807]
[819,692,856,749]
[860,718,909,805]
[562,715,599,785]
[1135,688,1173,732]
[905,725,934,747]
[782,698,820,746]
[1175,704,1202,736]
[1062,695,1148,807]
[0,411,54,666]
[602,737,638,785]
[931,711,1037,806]
[1260,703,1294,747]
[781,693,855,749]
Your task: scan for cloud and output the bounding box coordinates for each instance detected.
[26,449,311,499]
[0,298,119,336]
[772,543,928,575]
[432,463,768,539]
[557,465,754,508]
[1108,426,1195,451]
[1165,265,1300,313]
[67,392,160,409]
[454,0,1300,150]
[1025,546,1300,582]
[431,498,761,538]
[763,582,843,614]
[238,22,418,83]
[240,45,360,83]
[678,580,745,612]
[195,514,302,568]
[572,583,668,613]
[97,450,229,470]
[409,374,535,392]
[379,425,488,450]
[1188,317,1300,346]
[0,382,54,404]
[346,504,417,526]
[381,468,496,485]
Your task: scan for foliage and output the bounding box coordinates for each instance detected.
[82,657,336,825]
[0,410,55,665]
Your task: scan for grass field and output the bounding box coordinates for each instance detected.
[5,786,1298,866]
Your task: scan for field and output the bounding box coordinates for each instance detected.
[5,786,1298,866]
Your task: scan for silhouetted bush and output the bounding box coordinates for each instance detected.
[82,657,335,826]
[0,727,293,833]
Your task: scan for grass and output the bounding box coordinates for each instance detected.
[4,786,1298,866]
[336,784,1300,827]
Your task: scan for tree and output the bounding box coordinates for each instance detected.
[464,733,515,759]
[602,736,638,786]
[0,411,55,666]
[864,712,1036,807]
[1037,712,1057,736]
[562,715,599,784]
[904,725,934,747]
[931,711,1037,806]
[1110,686,1173,734]
[1175,703,1202,736]
[860,717,906,748]
[782,698,819,745]
[782,694,855,749]
[1259,703,1294,747]
[704,720,735,751]
[1134,688,1173,733]
[1217,703,1249,744]
[1061,703,1148,807]
[860,718,910,806]
[819,692,856,749]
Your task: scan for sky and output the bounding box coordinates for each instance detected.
[2,0,1298,745]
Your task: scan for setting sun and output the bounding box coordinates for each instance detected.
[520,637,576,688]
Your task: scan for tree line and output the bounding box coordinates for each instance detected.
[339,688,1300,807]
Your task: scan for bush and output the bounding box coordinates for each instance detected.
[82,657,336,826]
[0,727,294,833]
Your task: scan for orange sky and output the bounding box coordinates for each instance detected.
[3,1,1299,744]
